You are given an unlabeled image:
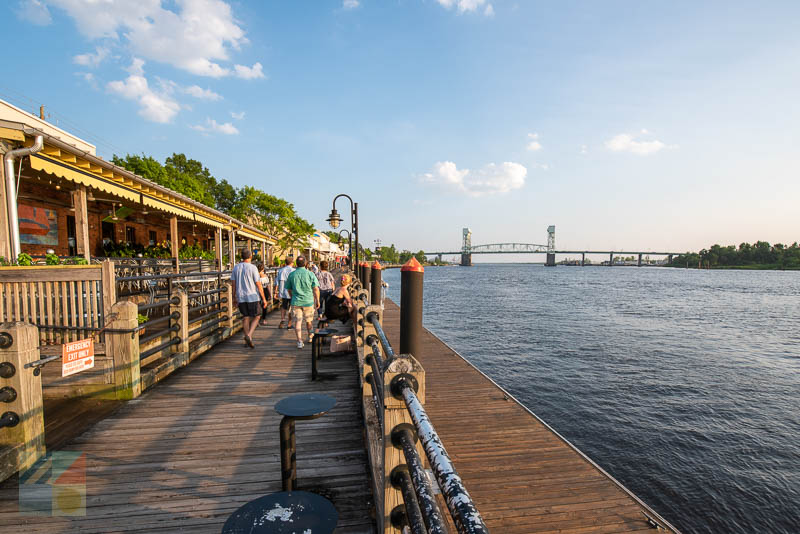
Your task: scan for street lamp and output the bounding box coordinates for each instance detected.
[327,194,358,269]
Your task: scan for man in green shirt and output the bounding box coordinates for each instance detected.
[285,256,320,349]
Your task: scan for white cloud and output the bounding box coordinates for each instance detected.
[184,85,222,101]
[580,145,588,155]
[526,132,542,151]
[43,0,263,79]
[15,0,51,25]
[230,111,246,120]
[107,59,180,123]
[343,0,360,9]
[421,161,527,197]
[190,117,239,135]
[605,130,674,155]
[73,46,109,68]
[233,62,265,80]
[484,4,494,16]
[437,0,488,13]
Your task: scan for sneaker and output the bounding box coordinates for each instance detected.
[287,323,294,330]
[296,341,304,349]
[307,333,314,343]
[245,336,255,349]
[278,321,286,329]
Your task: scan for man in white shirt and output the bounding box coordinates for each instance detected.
[275,258,295,329]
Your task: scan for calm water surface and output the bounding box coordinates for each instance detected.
[383,264,800,534]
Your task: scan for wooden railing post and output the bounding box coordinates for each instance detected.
[101,260,117,321]
[171,289,189,357]
[107,301,140,400]
[0,322,44,481]
[384,355,426,533]
[361,305,383,395]
[224,282,235,334]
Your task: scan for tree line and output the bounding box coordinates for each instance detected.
[667,241,800,269]
[112,153,314,255]
[320,232,445,265]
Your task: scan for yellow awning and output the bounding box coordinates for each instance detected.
[194,212,224,229]
[30,154,139,202]
[236,228,269,242]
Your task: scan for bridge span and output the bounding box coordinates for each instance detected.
[424,228,682,266]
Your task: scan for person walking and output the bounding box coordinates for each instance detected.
[257,263,271,326]
[231,249,268,349]
[316,260,335,323]
[275,258,295,329]
[285,256,320,349]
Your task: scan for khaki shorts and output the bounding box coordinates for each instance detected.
[291,306,315,323]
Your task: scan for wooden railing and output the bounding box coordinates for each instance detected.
[0,264,114,347]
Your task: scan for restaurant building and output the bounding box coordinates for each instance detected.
[0,98,274,267]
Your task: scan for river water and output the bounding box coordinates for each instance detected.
[382,264,799,534]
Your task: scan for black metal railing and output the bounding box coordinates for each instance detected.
[363,311,489,534]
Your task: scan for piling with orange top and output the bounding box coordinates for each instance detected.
[400,257,424,359]
[370,261,382,306]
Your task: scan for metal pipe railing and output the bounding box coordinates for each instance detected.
[393,376,489,534]
[391,467,427,534]
[366,312,396,370]
[393,427,448,534]
[140,336,180,360]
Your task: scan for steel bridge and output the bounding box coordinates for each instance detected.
[424,227,683,266]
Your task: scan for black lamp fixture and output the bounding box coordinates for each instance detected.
[328,194,358,268]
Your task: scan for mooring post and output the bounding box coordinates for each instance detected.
[638,253,643,267]
[400,258,424,359]
[384,355,426,534]
[581,252,585,266]
[370,261,383,306]
[609,252,614,266]
[108,301,141,400]
[0,323,44,481]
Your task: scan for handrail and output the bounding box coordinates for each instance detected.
[366,312,397,370]
[393,376,489,534]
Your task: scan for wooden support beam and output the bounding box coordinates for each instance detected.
[228,229,236,268]
[383,354,426,533]
[215,229,223,271]
[0,323,45,482]
[71,186,91,261]
[107,301,140,400]
[170,216,179,273]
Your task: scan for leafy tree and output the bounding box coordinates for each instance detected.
[231,186,314,255]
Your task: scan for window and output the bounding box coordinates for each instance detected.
[149,231,157,246]
[101,221,115,246]
[125,226,136,244]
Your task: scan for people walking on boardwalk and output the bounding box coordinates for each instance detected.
[257,263,271,326]
[230,249,268,349]
[325,274,357,325]
[285,256,320,349]
[316,260,335,323]
[275,258,295,329]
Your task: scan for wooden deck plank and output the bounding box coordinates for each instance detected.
[0,315,374,534]
[381,298,679,534]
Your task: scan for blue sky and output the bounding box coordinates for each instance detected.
[3,1,800,258]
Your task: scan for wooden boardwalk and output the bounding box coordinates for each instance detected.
[0,320,374,533]
[382,299,679,534]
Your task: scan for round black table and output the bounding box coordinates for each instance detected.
[275,394,336,491]
[221,490,337,533]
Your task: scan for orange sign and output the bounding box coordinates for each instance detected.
[62,339,94,377]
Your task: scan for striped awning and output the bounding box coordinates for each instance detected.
[30,154,139,202]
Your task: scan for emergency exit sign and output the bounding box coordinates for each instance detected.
[62,339,94,377]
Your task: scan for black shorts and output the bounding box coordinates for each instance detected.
[281,298,291,310]
[238,301,261,317]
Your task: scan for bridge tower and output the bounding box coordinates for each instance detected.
[545,225,556,266]
[460,227,472,266]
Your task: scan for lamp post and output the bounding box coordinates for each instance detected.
[327,194,358,271]
[337,229,352,268]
